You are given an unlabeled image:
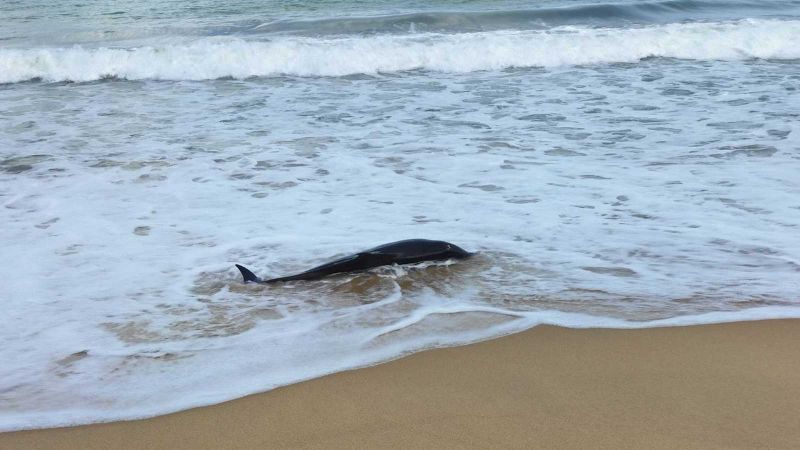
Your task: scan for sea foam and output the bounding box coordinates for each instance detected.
[2,3,800,433]
[1,19,799,83]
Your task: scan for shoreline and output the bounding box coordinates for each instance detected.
[3,319,800,449]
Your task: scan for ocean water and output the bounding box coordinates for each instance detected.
[1,0,800,430]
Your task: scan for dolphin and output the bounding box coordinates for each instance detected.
[235,239,473,283]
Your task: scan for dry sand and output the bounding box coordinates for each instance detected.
[2,319,799,449]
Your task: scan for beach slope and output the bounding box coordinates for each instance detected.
[3,319,799,449]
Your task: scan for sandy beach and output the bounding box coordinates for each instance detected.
[2,319,799,449]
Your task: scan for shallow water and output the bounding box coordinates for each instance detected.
[1,0,799,431]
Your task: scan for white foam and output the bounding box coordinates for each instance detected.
[1,19,799,83]
[2,18,800,431]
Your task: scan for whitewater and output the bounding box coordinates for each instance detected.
[3,19,800,82]
[1,0,799,431]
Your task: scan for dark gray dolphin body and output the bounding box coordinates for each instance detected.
[236,239,473,283]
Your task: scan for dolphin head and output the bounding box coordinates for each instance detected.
[444,242,474,259]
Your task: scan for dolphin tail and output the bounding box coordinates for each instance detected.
[235,264,262,283]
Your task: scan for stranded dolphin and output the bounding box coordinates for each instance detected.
[235,239,473,283]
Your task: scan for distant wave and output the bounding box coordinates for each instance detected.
[252,0,800,35]
[1,19,798,83]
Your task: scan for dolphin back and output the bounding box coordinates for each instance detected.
[234,239,472,284]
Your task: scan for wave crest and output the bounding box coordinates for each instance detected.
[1,19,798,83]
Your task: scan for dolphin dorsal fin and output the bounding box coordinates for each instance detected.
[235,264,262,283]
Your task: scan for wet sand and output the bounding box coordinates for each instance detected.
[3,319,799,449]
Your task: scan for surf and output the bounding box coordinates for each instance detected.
[1,19,799,83]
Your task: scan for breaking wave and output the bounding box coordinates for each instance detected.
[1,19,798,83]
